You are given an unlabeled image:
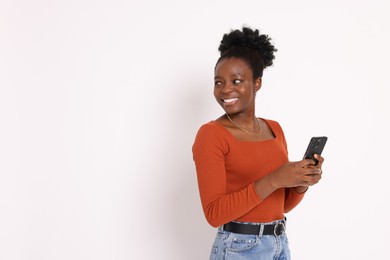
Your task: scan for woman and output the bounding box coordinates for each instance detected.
[192,27,324,259]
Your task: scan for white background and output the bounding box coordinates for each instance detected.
[1,0,389,259]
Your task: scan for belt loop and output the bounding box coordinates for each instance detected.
[218,225,223,232]
[258,224,265,236]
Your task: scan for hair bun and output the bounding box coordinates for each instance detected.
[218,26,277,67]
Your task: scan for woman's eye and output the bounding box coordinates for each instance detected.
[233,79,242,85]
[214,81,222,87]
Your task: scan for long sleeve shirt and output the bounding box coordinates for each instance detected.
[192,119,305,227]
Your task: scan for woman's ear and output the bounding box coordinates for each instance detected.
[254,78,262,92]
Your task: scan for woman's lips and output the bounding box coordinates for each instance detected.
[223,98,238,105]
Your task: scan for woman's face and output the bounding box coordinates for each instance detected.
[214,57,261,115]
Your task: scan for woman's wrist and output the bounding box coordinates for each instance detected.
[254,174,279,200]
[294,186,309,194]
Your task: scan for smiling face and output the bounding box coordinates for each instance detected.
[214,57,261,116]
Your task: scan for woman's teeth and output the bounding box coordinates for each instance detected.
[224,98,238,103]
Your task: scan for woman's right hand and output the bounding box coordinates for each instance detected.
[270,158,322,189]
[254,157,323,200]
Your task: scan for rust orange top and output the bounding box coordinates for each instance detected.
[192,119,305,227]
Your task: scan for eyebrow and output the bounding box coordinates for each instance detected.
[214,72,244,79]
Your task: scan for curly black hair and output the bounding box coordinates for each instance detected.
[216,26,277,79]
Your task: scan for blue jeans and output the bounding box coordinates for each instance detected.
[210,220,291,260]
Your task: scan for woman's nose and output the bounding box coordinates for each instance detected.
[221,82,234,93]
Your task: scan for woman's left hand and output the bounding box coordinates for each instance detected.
[294,154,324,193]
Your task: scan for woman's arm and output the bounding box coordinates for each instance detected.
[193,124,262,227]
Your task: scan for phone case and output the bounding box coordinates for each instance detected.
[303,136,328,164]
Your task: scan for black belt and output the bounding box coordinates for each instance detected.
[223,220,286,236]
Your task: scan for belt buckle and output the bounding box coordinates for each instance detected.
[274,222,285,237]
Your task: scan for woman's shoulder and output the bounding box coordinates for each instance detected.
[261,118,286,138]
[193,121,231,154]
[262,118,283,130]
[195,121,227,138]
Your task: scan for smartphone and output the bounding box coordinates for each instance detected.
[303,136,328,165]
